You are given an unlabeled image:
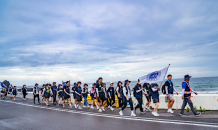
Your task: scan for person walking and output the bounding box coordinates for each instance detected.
[165,74,179,113]
[116,81,123,110]
[82,83,89,108]
[151,83,161,116]
[107,82,115,111]
[12,86,18,101]
[21,85,27,100]
[33,83,41,104]
[51,82,57,105]
[119,80,136,116]
[143,83,152,112]
[180,75,201,116]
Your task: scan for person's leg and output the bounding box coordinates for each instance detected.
[139,99,143,112]
[135,98,140,111]
[168,99,171,109]
[187,98,197,115]
[37,94,40,103]
[129,98,134,111]
[53,94,56,104]
[180,98,188,114]
[33,95,36,103]
[170,99,175,108]
[154,103,159,112]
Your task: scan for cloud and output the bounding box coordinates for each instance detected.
[0,0,218,85]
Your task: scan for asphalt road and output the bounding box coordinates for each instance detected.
[0,98,218,130]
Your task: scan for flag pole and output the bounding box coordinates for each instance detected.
[160,64,171,87]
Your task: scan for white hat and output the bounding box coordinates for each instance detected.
[110,82,114,84]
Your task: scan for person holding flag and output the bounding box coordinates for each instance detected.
[180,75,201,116]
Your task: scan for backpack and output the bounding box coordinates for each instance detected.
[161,84,166,94]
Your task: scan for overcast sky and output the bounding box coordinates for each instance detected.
[0,0,218,86]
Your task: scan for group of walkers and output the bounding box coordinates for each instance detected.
[1,74,201,117]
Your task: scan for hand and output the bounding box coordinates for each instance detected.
[142,88,145,90]
[182,96,184,99]
[105,94,107,97]
[167,95,169,98]
[195,92,198,95]
[97,95,99,97]
[126,97,129,101]
[158,86,161,90]
[79,94,81,96]
[146,94,148,97]
[110,97,111,99]
[176,92,179,95]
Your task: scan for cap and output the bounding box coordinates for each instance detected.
[84,83,88,86]
[110,82,114,84]
[184,74,192,79]
[98,77,103,80]
[35,83,38,86]
[124,79,131,84]
[118,81,123,84]
[53,82,56,84]
[92,83,96,86]
[58,84,62,87]
[77,81,81,84]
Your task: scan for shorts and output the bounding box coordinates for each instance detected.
[98,95,105,102]
[168,94,174,101]
[64,94,70,99]
[44,93,50,99]
[76,95,82,102]
[146,94,152,102]
[13,92,17,96]
[153,98,159,103]
[58,94,63,99]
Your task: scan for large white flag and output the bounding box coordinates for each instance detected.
[139,66,169,84]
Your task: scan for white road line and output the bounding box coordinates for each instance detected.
[0,100,218,128]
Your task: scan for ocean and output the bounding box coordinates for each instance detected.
[14,76,218,94]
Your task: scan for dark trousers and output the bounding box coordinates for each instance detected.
[118,98,123,108]
[122,97,133,111]
[135,98,143,112]
[53,94,57,103]
[23,93,26,99]
[108,96,115,106]
[34,94,40,103]
[180,98,197,114]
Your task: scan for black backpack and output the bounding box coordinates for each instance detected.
[161,84,166,94]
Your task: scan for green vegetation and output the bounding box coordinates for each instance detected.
[194,106,197,112]
[186,107,190,112]
[203,108,206,113]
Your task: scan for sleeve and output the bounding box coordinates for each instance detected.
[191,89,195,93]
[75,87,79,95]
[21,88,23,93]
[151,85,158,92]
[182,89,185,97]
[173,86,177,93]
[165,81,169,94]
[42,88,45,95]
[182,83,186,97]
[96,86,99,95]
[50,88,53,95]
[136,85,143,93]
[82,88,85,94]
[103,87,106,93]
[123,87,127,97]
[90,88,94,93]
[142,89,147,95]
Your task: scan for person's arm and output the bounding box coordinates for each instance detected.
[64,87,68,95]
[123,87,127,97]
[96,88,99,95]
[181,83,186,98]
[50,88,53,95]
[33,88,35,94]
[42,88,45,95]
[151,86,158,92]
[108,88,111,97]
[21,88,23,93]
[136,85,143,93]
[142,89,147,95]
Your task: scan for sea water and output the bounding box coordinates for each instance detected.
[15,76,218,94]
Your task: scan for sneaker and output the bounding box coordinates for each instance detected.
[101,107,105,112]
[119,111,123,116]
[90,106,94,109]
[69,105,72,108]
[83,106,86,108]
[24,98,26,100]
[180,113,186,116]
[194,113,201,116]
[170,109,174,114]
[167,109,173,114]
[108,105,111,109]
[14,99,16,101]
[23,98,25,100]
[110,107,114,111]
[46,104,49,106]
[152,111,159,116]
[140,111,146,115]
[63,104,65,108]
[75,104,78,108]
[87,106,90,108]
[97,106,99,110]
[78,106,82,109]
[131,112,136,117]
[147,107,152,112]
[98,109,102,112]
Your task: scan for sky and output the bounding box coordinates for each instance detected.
[0,0,218,86]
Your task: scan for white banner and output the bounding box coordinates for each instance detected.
[139,66,169,84]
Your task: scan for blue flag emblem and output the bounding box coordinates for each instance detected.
[147,71,161,81]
